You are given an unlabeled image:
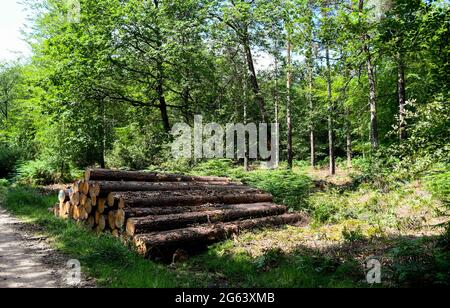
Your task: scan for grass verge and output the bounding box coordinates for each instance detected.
[0,186,186,288]
[0,185,367,288]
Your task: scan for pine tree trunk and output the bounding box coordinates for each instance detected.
[366,50,379,149]
[326,46,335,176]
[154,0,170,133]
[346,108,352,168]
[307,8,316,168]
[286,39,293,169]
[359,0,379,149]
[99,100,106,168]
[242,31,267,122]
[398,53,407,140]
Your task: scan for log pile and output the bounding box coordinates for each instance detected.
[54,168,303,258]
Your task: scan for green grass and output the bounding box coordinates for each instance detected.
[1,159,449,288]
[0,186,185,288]
[186,244,364,288]
[0,185,369,288]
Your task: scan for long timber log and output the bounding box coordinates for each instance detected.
[109,191,273,208]
[85,168,231,183]
[126,203,287,236]
[92,181,247,197]
[133,213,302,257]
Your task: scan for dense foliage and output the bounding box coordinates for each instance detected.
[0,0,447,181]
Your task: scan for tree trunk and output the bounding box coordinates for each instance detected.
[286,38,293,169]
[326,45,336,176]
[99,100,106,168]
[307,10,316,168]
[346,108,352,168]
[154,0,170,133]
[85,168,231,183]
[359,0,379,149]
[366,49,379,149]
[398,53,407,140]
[242,31,267,122]
[134,213,302,257]
[274,57,279,125]
[126,203,287,236]
[110,191,273,208]
[243,94,249,171]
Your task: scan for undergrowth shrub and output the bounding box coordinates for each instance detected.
[16,159,82,185]
[0,143,21,178]
[425,167,450,204]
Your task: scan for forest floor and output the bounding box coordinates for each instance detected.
[178,166,449,287]
[0,164,448,288]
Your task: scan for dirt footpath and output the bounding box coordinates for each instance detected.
[0,207,94,288]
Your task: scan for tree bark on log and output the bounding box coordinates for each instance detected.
[110,191,273,208]
[121,202,277,218]
[85,168,231,183]
[93,181,246,197]
[133,213,302,257]
[126,203,287,236]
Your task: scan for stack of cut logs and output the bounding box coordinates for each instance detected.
[54,169,302,258]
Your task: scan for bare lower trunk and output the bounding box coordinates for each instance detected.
[286,39,293,169]
[307,8,316,168]
[398,53,407,140]
[359,0,379,149]
[154,0,170,133]
[99,101,106,168]
[366,51,379,149]
[346,109,352,168]
[243,33,267,122]
[326,46,335,176]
